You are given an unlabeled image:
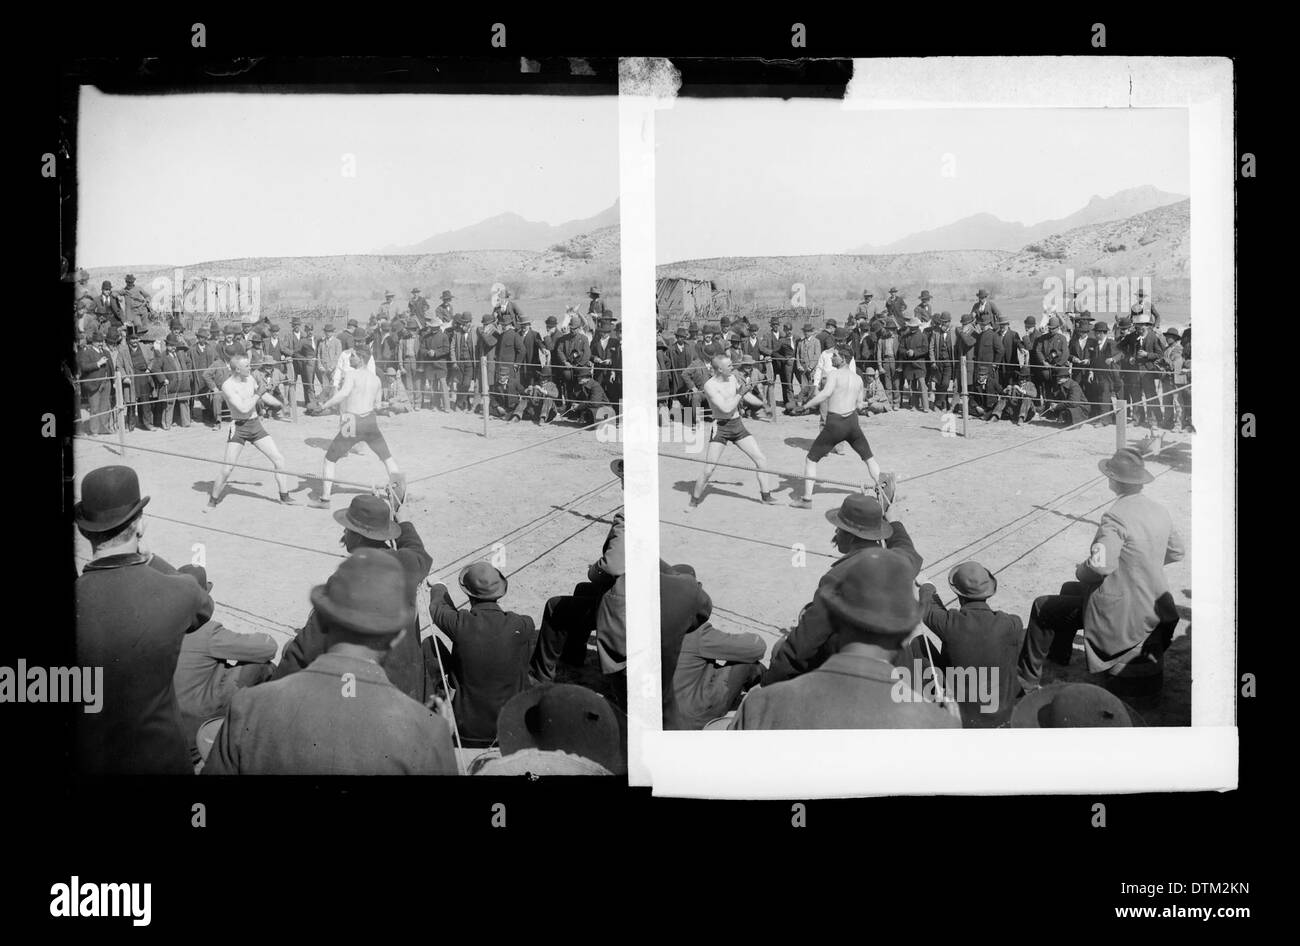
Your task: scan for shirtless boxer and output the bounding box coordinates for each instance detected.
[689,355,779,508]
[309,346,403,509]
[791,341,884,509]
[207,354,295,509]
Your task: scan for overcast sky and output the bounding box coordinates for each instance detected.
[655,101,1189,262]
[78,87,618,267]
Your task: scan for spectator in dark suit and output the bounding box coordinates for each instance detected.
[75,466,214,774]
[204,549,457,775]
[428,563,537,748]
[494,313,526,419]
[93,280,124,329]
[1086,320,1121,423]
[153,333,193,429]
[911,562,1025,728]
[77,331,114,434]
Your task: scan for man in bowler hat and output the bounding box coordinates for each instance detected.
[427,563,537,748]
[75,466,214,774]
[912,562,1025,728]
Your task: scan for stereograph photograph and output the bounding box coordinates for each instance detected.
[66,84,630,777]
[637,58,1235,795]
[0,24,1263,924]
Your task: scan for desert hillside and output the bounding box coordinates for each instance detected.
[660,198,1190,310]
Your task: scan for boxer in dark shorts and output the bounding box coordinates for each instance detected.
[791,347,886,509]
[323,411,393,463]
[710,415,752,445]
[309,347,405,510]
[228,416,270,446]
[807,411,873,462]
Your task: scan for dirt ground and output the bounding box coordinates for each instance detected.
[657,404,1193,726]
[73,404,625,664]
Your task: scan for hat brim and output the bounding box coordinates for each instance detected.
[74,495,150,534]
[609,459,624,479]
[1010,683,1145,728]
[457,564,508,601]
[947,563,996,601]
[332,508,401,541]
[825,507,892,541]
[309,584,412,636]
[496,685,552,756]
[1097,458,1154,485]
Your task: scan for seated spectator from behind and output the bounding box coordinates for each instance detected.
[1017,448,1185,693]
[273,493,435,704]
[473,683,624,776]
[530,459,624,683]
[173,565,277,761]
[730,548,961,730]
[666,582,765,730]
[910,561,1025,728]
[204,550,457,775]
[75,465,214,775]
[763,490,916,686]
[427,562,537,748]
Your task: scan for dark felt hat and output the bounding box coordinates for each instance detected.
[458,562,508,601]
[1010,682,1142,728]
[332,494,401,542]
[1098,447,1153,485]
[816,547,921,635]
[947,561,997,600]
[545,315,558,326]
[101,280,113,290]
[309,549,414,636]
[976,288,989,298]
[75,465,150,533]
[825,493,891,541]
[496,683,623,773]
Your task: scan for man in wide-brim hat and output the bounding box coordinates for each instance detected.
[763,492,918,686]
[271,493,435,705]
[203,549,457,775]
[75,465,215,774]
[425,562,537,748]
[911,561,1025,728]
[731,549,961,730]
[1017,448,1185,693]
[481,683,623,775]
